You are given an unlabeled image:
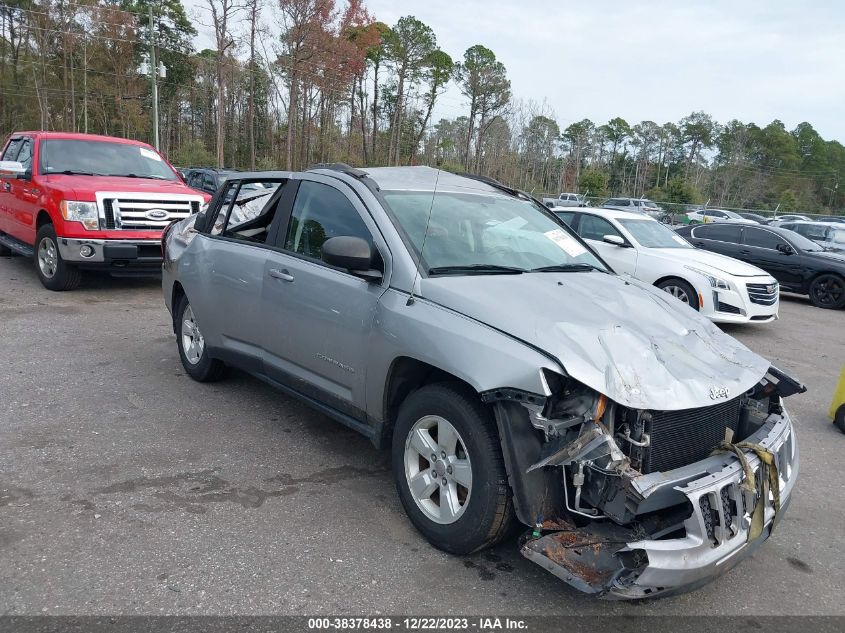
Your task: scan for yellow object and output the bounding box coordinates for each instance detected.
[831,365,845,422]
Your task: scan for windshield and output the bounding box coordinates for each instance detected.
[382,190,608,275]
[39,139,178,180]
[723,210,743,219]
[617,219,692,248]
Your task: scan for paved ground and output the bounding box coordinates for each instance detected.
[1,254,844,616]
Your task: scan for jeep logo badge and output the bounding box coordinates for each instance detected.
[145,209,169,220]
[709,386,730,400]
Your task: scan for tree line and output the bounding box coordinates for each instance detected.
[1,0,842,212]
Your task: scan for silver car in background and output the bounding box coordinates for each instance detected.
[162,165,802,599]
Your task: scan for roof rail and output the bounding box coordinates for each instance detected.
[456,172,522,198]
[308,162,369,179]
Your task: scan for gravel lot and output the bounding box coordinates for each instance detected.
[1,254,844,616]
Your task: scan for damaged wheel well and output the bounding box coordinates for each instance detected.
[171,282,186,333]
[381,357,476,445]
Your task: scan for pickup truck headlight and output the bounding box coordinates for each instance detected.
[60,201,99,230]
[685,266,730,290]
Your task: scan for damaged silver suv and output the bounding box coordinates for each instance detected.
[162,165,803,599]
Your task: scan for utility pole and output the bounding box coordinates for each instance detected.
[83,39,88,134]
[149,6,159,150]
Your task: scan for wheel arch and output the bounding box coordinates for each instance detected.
[170,281,186,333]
[36,209,52,229]
[380,357,477,448]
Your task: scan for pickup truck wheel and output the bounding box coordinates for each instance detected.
[392,383,515,555]
[656,278,700,310]
[175,296,227,382]
[34,225,82,291]
[809,274,845,309]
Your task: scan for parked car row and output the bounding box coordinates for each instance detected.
[162,164,803,599]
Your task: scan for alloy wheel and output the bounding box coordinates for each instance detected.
[403,415,472,525]
[181,304,205,364]
[662,284,690,304]
[811,275,844,308]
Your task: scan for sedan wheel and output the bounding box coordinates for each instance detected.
[403,415,472,524]
[656,278,700,311]
[175,296,227,382]
[809,274,845,309]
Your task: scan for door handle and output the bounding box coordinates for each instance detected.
[739,250,751,255]
[268,268,294,282]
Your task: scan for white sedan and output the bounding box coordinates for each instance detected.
[686,208,757,224]
[554,207,779,324]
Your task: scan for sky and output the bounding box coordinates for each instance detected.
[185,0,845,142]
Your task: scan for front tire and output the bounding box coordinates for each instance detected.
[808,274,845,309]
[34,224,81,291]
[656,278,700,310]
[175,295,227,382]
[392,383,515,555]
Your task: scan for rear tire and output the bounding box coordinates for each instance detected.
[175,295,227,382]
[656,278,700,310]
[835,405,845,434]
[392,382,515,555]
[808,274,845,310]
[34,224,82,291]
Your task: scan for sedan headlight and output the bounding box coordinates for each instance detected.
[60,201,99,230]
[685,266,730,290]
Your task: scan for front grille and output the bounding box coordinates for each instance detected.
[643,397,742,474]
[96,193,201,231]
[747,282,778,306]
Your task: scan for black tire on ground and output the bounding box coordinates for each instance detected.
[0,234,11,256]
[391,382,516,555]
[175,294,227,382]
[656,277,700,311]
[835,405,845,434]
[808,274,845,310]
[34,224,82,291]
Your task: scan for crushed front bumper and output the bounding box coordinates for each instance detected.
[521,410,797,599]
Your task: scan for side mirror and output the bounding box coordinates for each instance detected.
[602,234,627,247]
[776,243,794,255]
[322,236,382,280]
[0,160,25,179]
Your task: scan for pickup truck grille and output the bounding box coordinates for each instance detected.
[746,282,779,306]
[96,192,202,231]
[642,397,742,474]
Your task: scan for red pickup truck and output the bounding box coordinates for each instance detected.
[0,131,207,290]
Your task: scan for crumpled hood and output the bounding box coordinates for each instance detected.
[420,272,770,411]
[648,247,771,278]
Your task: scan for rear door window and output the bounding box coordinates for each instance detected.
[691,224,742,242]
[743,227,787,250]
